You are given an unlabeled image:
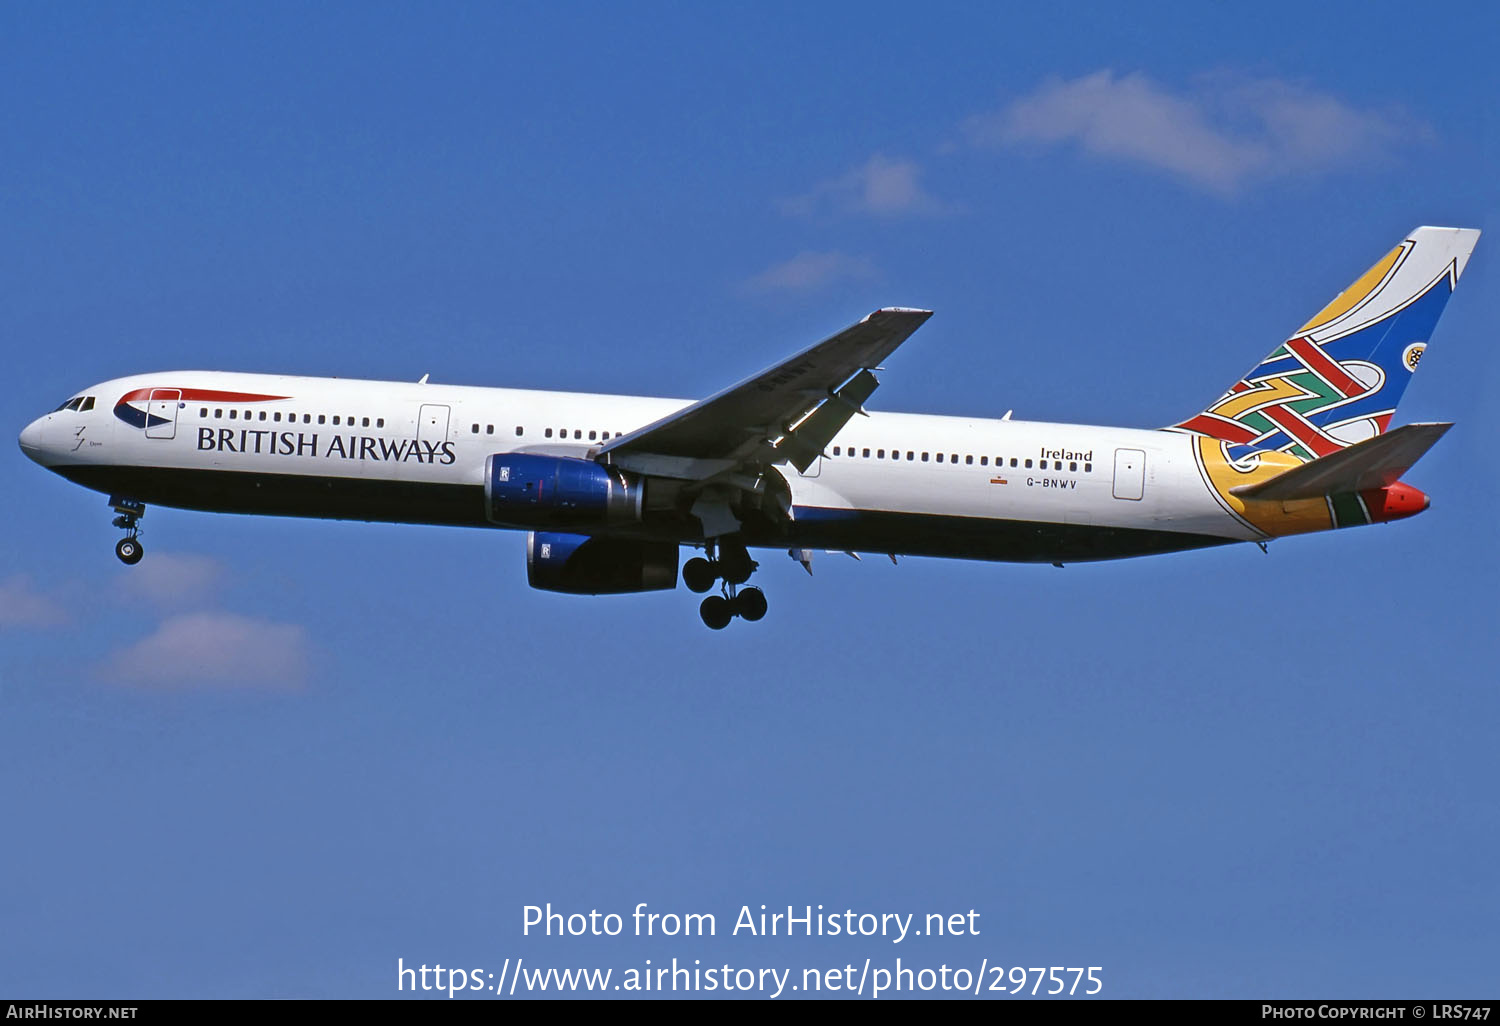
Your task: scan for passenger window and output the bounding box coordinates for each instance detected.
[862,448,870,458]
[833,446,841,456]
[258,411,266,421]
[362,417,370,427]
[588,430,596,440]
[545,428,553,438]
[1024,459,1032,468]
[318,414,326,424]
[273,412,281,422]
[229,410,237,419]
[1070,461,1077,472]
[486,425,494,435]
[921,452,929,462]
[936,453,944,463]
[334,416,341,426]
[200,408,208,418]
[574,429,581,439]
[471,424,479,433]
[1010,458,1018,468]
[1084,463,1092,473]
[907,451,914,460]
[517,426,524,436]
[377,418,385,428]
[877,449,885,458]
[980,456,988,466]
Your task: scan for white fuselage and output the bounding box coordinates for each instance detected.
[20,370,1257,563]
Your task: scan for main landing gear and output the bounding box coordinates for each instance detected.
[683,539,766,630]
[109,496,146,565]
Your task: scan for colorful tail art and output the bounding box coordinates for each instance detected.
[1172,226,1479,537]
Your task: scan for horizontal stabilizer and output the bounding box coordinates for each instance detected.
[1230,422,1452,501]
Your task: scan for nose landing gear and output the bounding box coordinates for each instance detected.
[109,496,145,565]
[686,539,767,629]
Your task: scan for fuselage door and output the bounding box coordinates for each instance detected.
[1112,448,1145,500]
[145,389,181,440]
[418,404,451,446]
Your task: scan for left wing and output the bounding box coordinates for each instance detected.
[598,308,932,481]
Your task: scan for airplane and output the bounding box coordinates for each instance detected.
[18,225,1479,629]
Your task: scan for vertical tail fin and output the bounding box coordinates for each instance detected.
[1174,226,1479,463]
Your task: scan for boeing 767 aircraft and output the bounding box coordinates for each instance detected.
[18,226,1478,628]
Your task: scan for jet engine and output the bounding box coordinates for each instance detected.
[526,531,679,594]
[486,453,643,528]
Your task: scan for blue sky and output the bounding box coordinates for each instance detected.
[3,2,1497,999]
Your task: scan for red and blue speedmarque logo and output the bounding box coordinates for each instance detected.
[113,388,289,430]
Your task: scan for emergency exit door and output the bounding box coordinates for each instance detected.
[145,389,181,440]
[418,404,450,445]
[1113,448,1145,500]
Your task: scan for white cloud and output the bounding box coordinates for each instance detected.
[781,154,947,217]
[115,552,225,608]
[742,251,878,295]
[100,612,309,688]
[0,575,68,629]
[964,70,1425,193]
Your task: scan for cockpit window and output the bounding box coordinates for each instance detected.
[79,397,95,411]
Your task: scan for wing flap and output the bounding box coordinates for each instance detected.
[777,369,879,473]
[1230,422,1452,501]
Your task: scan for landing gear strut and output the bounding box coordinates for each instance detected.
[109,496,145,565]
[688,539,767,629]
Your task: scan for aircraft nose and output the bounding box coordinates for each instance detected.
[18,415,49,464]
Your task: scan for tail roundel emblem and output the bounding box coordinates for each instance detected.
[1402,342,1426,373]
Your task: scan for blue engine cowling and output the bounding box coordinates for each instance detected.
[527,531,678,594]
[486,453,642,527]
